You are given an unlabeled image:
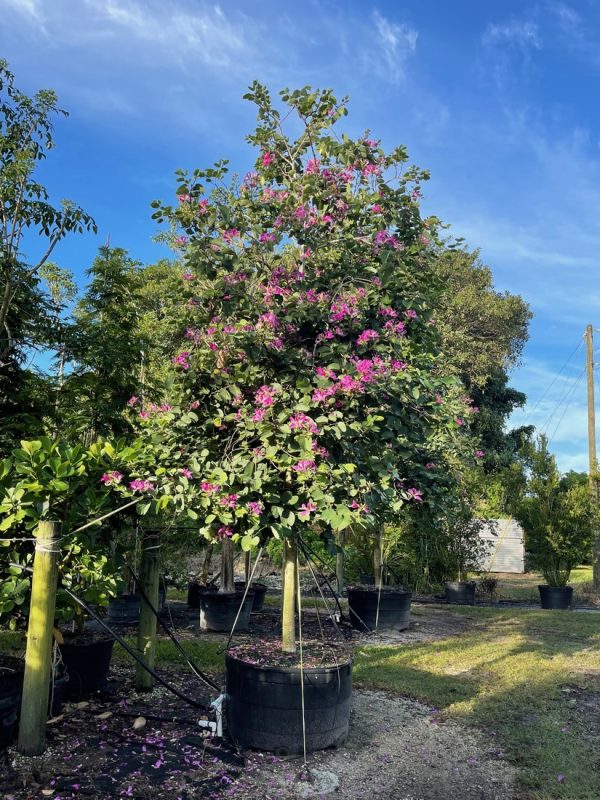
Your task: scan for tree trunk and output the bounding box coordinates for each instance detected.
[281,538,297,653]
[373,526,384,584]
[336,532,345,594]
[135,531,160,691]
[245,550,251,584]
[220,537,235,593]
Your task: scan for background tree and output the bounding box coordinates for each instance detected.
[58,246,145,440]
[0,60,95,364]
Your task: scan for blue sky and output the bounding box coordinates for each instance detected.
[1,0,599,472]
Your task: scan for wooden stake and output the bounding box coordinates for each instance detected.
[281,538,297,653]
[220,537,235,593]
[18,521,60,756]
[135,530,160,691]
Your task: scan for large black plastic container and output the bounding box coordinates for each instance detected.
[226,652,352,753]
[188,582,218,609]
[234,582,268,612]
[444,581,476,606]
[539,585,573,610]
[106,594,141,625]
[347,586,412,632]
[0,657,24,752]
[58,636,115,698]
[199,591,254,632]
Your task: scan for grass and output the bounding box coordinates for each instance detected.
[355,605,600,800]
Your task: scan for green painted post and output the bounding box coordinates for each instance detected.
[135,530,160,691]
[18,520,60,755]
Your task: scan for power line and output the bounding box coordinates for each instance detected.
[526,334,584,424]
[547,369,586,446]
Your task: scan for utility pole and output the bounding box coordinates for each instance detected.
[586,325,600,589]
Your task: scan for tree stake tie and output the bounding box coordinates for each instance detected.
[224,546,264,651]
[296,550,308,767]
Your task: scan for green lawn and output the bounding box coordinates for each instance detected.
[355,605,600,800]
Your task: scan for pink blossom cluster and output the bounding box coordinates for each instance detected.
[223,271,248,285]
[255,384,279,407]
[293,460,316,474]
[172,351,191,370]
[129,479,155,492]
[217,526,233,538]
[201,482,219,493]
[374,230,403,249]
[247,501,263,516]
[356,329,379,346]
[298,501,317,519]
[219,494,239,508]
[289,412,319,434]
[100,471,123,485]
[329,288,366,323]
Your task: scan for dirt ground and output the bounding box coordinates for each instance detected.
[0,604,517,800]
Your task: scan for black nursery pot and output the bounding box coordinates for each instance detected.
[226,652,352,753]
[199,590,254,632]
[58,636,115,698]
[444,581,476,606]
[187,581,218,609]
[538,585,573,610]
[106,594,141,625]
[234,582,268,612]
[0,656,24,752]
[347,586,412,632]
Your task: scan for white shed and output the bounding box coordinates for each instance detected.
[477,518,525,574]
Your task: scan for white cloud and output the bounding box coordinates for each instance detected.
[0,0,45,28]
[372,9,418,82]
[483,19,541,50]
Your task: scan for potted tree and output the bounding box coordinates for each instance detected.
[140,83,471,753]
[516,436,594,610]
[346,524,413,631]
[441,496,491,605]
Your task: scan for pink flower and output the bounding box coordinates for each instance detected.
[435,394,443,404]
[298,501,317,519]
[176,236,188,247]
[129,479,155,492]
[258,311,279,329]
[404,309,418,320]
[172,351,191,370]
[198,199,209,214]
[178,194,190,203]
[312,386,337,403]
[474,450,485,459]
[220,494,239,509]
[261,151,275,167]
[201,482,219,493]
[371,204,383,214]
[100,471,123,485]
[289,412,319,434]
[182,271,194,281]
[305,158,320,174]
[189,400,200,410]
[338,374,363,393]
[217,526,233,538]
[455,418,464,426]
[292,460,316,474]
[252,407,267,422]
[407,487,423,502]
[259,231,275,243]
[222,229,240,243]
[127,395,138,406]
[248,501,263,516]
[255,385,278,407]
[425,462,435,470]
[356,329,379,347]
[179,468,193,479]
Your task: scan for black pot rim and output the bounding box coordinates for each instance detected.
[59,634,116,647]
[225,650,353,675]
[347,585,411,597]
[538,584,572,591]
[234,581,268,589]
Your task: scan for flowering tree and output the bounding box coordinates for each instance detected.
[137,84,472,653]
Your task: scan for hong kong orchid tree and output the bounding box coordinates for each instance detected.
[134,83,472,654]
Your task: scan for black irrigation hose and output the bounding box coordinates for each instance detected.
[297,537,346,620]
[125,562,221,693]
[9,562,210,712]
